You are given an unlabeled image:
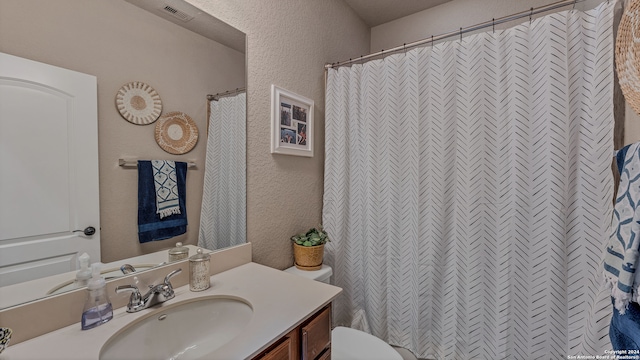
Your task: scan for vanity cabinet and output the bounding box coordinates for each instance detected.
[253,303,332,360]
[254,327,299,360]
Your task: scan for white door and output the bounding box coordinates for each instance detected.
[0,52,100,287]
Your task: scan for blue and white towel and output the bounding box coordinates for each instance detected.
[605,142,640,314]
[138,160,187,243]
[152,160,180,219]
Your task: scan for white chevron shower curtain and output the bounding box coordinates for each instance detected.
[199,92,246,250]
[324,2,616,359]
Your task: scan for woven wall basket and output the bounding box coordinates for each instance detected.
[616,0,640,116]
[154,111,198,155]
[115,81,162,125]
[293,243,324,271]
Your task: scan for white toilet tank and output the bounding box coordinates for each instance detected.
[284,264,332,283]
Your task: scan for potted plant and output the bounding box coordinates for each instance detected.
[291,226,330,271]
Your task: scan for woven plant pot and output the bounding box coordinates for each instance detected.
[293,243,324,271]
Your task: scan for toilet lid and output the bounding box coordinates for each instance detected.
[331,326,403,360]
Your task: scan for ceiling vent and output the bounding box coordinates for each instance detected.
[161,4,194,22]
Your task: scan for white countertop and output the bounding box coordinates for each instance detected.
[2,262,342,360]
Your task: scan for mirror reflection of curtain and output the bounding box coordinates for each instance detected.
[199,92,246,250]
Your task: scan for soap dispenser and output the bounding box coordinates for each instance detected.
[74,253,92,287]
[81,263,113,330]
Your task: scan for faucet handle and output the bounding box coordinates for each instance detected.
[116,284,140,296]
[115,284,143,312]
[159,269,182,300]
[164,268,182,287]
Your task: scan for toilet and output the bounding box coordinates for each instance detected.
[284,265,403,360]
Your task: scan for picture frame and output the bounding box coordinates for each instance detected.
[271,84,314,157]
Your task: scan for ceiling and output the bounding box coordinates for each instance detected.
[125,0,245,53]
[344,0,453,27]
[125,0,453,50]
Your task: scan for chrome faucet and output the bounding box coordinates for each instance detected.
[115,269,182,313]
[120,264,136,274]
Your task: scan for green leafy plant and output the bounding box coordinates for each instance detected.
[291,227,330,247]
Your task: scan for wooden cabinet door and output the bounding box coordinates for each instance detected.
[316,349,331,360]
[254,328,299,360]
[301,305,331,360]
[260,337,292,360]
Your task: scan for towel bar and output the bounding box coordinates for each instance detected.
[118,158,197,169]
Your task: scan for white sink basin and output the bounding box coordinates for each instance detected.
[99,296,253,360]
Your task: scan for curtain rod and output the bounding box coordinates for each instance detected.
[207,87,246,101]
[325,0,588,69]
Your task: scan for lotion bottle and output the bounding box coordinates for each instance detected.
[74,253,91,287]
[81,263,113,330]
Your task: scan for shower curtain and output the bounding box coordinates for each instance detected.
[199,92,246,250]
[323,2,616,359]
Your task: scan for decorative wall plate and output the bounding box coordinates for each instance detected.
[616,0,640,116]
[115,81,162,125]
[155,111,198,154]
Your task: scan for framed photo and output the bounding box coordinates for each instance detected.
[271,84,314,157]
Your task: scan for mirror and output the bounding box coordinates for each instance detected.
[0,0,246,309]
[0,246,210,309]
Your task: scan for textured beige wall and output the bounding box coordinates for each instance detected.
[626,108,640,143]
[184,0,370,269]
[0,0,245,262]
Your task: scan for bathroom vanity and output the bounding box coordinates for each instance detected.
[252,304,332,360]
[2,260,341,359]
